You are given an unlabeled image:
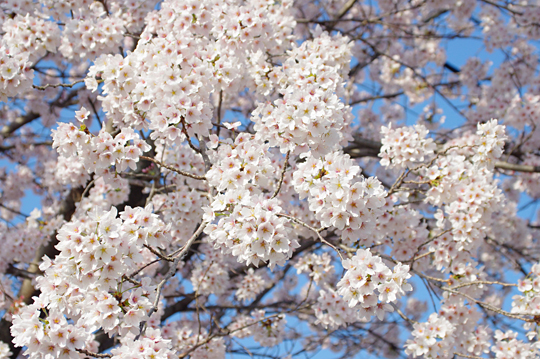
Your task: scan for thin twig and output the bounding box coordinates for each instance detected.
[140,156,206,180]
[445,280,517,291]
[276,213,343,261]
[137,222,207,338]
[442,287,534,322]
[143,244,174,262]
[216,90,223,137]
[32,79,85,90]
[76,348,112,358]
[271,151,290,199]
[180,118,202,154]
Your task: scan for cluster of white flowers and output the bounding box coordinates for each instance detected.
[52,121,151,180]
[33,0,158,61]
[293,151,386,241]
[77,176,131,213]
[151,185,207,244]
[204,194,297,269]
[314,288,360,328]
[405,313,456,358]
[473,118,507,164]
[204,133,299,268]
[379,123,436,169]
[59,16,125,60]
[337,249,412,320]
[53,154,91,187]
[235,268,266,302]
[162,321,225,359]
[438,298,491,356]
[2,14,60,62]
[0,47,33,102]
[11,206,173,358]
[229,310,286,347]
[205,133,275,193]
[191,260,230,296]
[252,30,353,155]
[11,304,92,359]
[0,14,60,101]
[424,122,506,252]
[0,341,11,359]
[40,0,155,31]
[491,330,540,359]
[295,252,335,285]
[378,205,430,262]
[110,328,174,359]
[0,209,62,275]
[85,0,295,141]
[511,263,540,317]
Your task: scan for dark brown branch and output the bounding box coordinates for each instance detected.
[1,113,40,137]
[345,136,540,173]
[32,79,85,91]
[494,161,540,173]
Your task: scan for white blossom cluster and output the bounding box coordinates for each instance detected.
[204,194,298,269]
[2,14,60,62]
[512,263,540,319]
[40,0,155,32]
[252,29,354,156]
[109,328,175,359]
[228,310,287,347]
[336,249,412,320]
[405,120,507,256]
[11,206,173,358]
[378,205,430,262]
[0,341,11,359]
[52,121,151,182]
[293,151,386,241]
[204,133,299,268]
[0,14,60,101]
[0,47,33,103]
[235,268,266,302]
[473,118,507,165]
[295,252,335,285]
[379,123,436,169]
[314,288,360,328]
[491,330,540,359]
[164,323,225,359]
[85,0,296,141]
[424,154,505,265]
[40,0,157,61]
[0,209,62,275]
[405,313,456,358]
[59,15,125,60]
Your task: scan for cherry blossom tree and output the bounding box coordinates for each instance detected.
[1,0,540,358]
